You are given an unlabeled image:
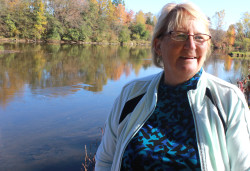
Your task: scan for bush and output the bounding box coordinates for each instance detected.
[68,29,80,41]
[79,25,92,42]
[141,30,150,41]
[46,30,61,41]
[131,33,140,40]
[242,38,250,51]
[130,23,150,41]
[119,27,131,43]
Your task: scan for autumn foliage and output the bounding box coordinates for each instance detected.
[211,10,249,51]
[0,0,156,43]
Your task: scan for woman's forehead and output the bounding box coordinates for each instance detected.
[172,18,208,33]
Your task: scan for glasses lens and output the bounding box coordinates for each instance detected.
[194,34,210,42]
[172,32,188,41]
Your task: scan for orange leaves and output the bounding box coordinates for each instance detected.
[114,4,127,25]
[105,1,133,26]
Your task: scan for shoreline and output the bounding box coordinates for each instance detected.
[0,38,151,46]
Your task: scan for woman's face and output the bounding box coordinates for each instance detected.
[155,18,209,86]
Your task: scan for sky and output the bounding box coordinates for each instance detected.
[125,0,250,30]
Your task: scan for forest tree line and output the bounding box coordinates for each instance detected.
[0,0,156,43]
[0,0,249,50]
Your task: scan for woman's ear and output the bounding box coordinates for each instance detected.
[154,38,162,56]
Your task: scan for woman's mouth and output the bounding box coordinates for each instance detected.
[180,56,199,59]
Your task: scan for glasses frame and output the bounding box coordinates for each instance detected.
[168,31,211,44]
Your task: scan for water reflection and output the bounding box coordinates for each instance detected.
[0,43,152,107]
[0,43,248,171]
[204,50,249,82]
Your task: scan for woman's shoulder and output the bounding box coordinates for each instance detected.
[121,71,163,95]
[204,72,239,91]
[125,71,163,86]
[203,72,247,105]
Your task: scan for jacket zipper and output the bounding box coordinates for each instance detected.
[188,93,206,171]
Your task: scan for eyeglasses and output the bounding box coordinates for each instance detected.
[168,31,211,44]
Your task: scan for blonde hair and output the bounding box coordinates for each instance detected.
[151,2,211,68]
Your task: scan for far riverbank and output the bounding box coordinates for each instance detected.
[0,37,151,46]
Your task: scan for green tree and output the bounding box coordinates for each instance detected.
[119,26,130,42]
[130,23,150,41]
[46,14,63,41]
[81,0,99,41]
[67,28,80,41]
[79,24,92,41]
[81,0,109,42]
[5,15,19,37]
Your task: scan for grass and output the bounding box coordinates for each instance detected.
[81,145,96,171]
[81,127,103,171]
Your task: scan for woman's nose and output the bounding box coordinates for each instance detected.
[184,36,196,49]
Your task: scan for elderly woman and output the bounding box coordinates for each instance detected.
[95,2,250,171]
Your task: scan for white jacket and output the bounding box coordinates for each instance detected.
[95,70,250,171]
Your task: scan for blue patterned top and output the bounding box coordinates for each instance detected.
[121,69,203,171]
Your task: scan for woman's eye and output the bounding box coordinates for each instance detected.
[176,34,187,39]
[194,35,204,40]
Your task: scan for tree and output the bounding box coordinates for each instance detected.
[81,0,109,42]
[114,3,127,25]
[212,10,225,30]
[125,10,134,25]
[119,26,130,42]
[4,15,18,37]
[135,10,145,24]
[241,12,250,38]
[226,24,236,46]
[48,0,87,28]
[46,12,63,41]
[81,0,99,41]
[211,10,226,48]
[145,12,154,26]
[235,22,244,42]
[0,0,33,38]
[106,0,116,23]
[130,23,150,41]
[33,0,47,40]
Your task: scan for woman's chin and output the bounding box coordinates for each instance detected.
[178,63,200,74]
